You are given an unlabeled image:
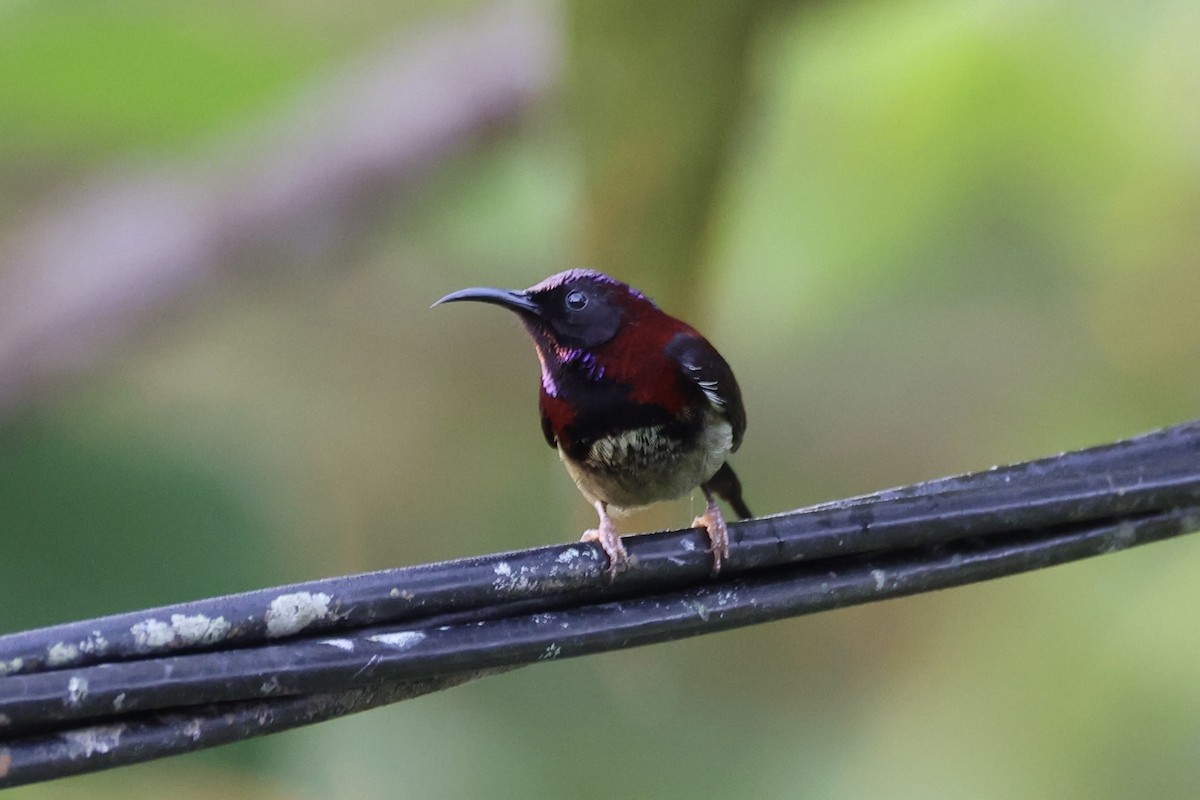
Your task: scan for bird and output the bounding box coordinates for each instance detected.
[433,269,751,576]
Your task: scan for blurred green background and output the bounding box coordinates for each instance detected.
[3,0,1200,797]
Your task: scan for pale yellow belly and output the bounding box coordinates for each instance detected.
[560,412,733,513]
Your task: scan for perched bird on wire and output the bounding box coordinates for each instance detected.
[434,269,751,576]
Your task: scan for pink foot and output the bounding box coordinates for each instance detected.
[692,496,730,575]
[581,501,628,577]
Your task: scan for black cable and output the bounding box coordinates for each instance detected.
[1,420,1198,787]
[5,419,1197,677]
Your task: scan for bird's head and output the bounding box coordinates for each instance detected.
[433,269,670,389]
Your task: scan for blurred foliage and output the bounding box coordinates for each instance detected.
[0,410,271,626]
[0,3,316,158]
[2,0,1200,798]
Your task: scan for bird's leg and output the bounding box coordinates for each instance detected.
[692,488,730,575]
[580,500,628,577]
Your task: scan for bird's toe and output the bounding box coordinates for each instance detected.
[692,505,730,575]
[581,524,628,578]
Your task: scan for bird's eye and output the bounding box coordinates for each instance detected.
[565,290,588,311]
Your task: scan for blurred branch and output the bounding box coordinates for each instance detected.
[1,419,1199,786]
[568,0,788,309]
[0,0,559,416]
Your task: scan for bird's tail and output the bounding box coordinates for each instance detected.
[705,462,752,519]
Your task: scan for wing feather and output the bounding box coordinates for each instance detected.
[665,332,746,451]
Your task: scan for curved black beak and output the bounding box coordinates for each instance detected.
[431,286,540,316]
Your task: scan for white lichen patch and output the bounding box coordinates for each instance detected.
[556,547,581,564]
[77,632,108,655]
[130,614,230,650]
[680,538,697,552]
[493,561,536,593]
[183,720,203,741]
[47,642,80,667]
[62,725,125,759]
[688,601,711,622]
[0,713,10,727]
[538,643,562,661]
[130,619,174,649]
[0,658,24,676]
[265,592,333,638]
[66,676,89,707]
[113,693,127,712]
[367,631,425,650]
[871,569,887,591]
[172,614,231,646]
[321,638,355,651]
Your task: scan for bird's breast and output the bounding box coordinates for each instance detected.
[560,410,733,512]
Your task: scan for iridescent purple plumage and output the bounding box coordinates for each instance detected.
[530,269,654,306]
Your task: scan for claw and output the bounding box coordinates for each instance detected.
[581,501,628,578]
[691,492,730,575]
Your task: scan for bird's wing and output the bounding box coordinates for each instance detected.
[665,332,747,451]
[539,403,557,448]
